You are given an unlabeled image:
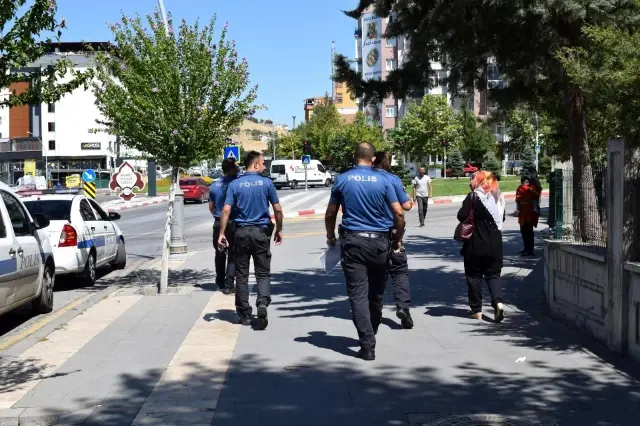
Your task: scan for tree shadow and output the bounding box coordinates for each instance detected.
[0,356,51,394]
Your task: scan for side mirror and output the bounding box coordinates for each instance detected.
[108,211,121,221]
[32,213,50,229]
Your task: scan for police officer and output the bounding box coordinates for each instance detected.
[218,151,283,329]
[209,158,238,295]
[325,142,405,361]
[373,151,415,329]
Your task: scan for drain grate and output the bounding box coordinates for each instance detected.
[419,414,557,426]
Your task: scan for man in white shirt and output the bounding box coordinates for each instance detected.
[412,167,432,227]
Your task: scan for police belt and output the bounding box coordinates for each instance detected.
[339,225,391,240]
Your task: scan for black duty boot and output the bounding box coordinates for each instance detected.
[256,305,268,330]
[358,348,375,361]
[238,315,252,326]
[396,307,414,329]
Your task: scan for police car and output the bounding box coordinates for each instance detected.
[18,189,126,286]
[0,182,56,317]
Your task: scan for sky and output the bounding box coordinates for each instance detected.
[55,0,358,127]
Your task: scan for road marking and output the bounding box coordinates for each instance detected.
[128,217,205,239]
[131,291,240,425]
[279,192,324,212]
[0,295,142,409]
[309,194,330,212]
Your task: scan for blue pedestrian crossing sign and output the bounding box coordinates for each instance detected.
[223,146,240,161]
[82,169,96,183]
[301,155,311,165]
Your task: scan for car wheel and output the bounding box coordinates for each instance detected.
[275,185,282,190]
[290,180,298,190]
[112,239,127,270]
[198,192,204,204]
[33,262,54,314]
[82,251,97,287]
[325,178,331,187]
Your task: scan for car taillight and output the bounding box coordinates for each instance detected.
[59,224,78,247]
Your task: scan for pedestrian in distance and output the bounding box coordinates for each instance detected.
[218,151,284,329]
[457,171,505,323]
[209,158,239,295]
[515,175,540,257]
[372,151,415,329]
[412,167,433,227]
[325,142,405,361]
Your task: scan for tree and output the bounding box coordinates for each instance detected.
[325,112,388,171]
[334,0,640,240]
[297,99,344,159]
[0,0,93,107]
[268,133,301,160]
[390,156,412,186]
[448,148,465,179]
[394,95,459,160]
[482,151,502,180]
[92,10,259,177]
[520,146,536,177]
[455,106,498,163]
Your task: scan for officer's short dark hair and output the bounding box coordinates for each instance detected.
[354,142,375,161]
[221,158,236,174]
[244,150,262,168]
[373,151,391,171]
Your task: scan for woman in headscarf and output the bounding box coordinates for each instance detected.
[457,171,505,322]
[515,175,540,256]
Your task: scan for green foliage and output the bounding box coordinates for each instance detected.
[539,155,552,176]
[269,133,301,160]
[520,146,536,177]
[394,95,459,159]
[390,156,412,186]
[447,148,465,179]
[92,10,260,171]
[499,104,553,156]
[482,151,502,180]
[0,0,93,107]
[296,99,344,158]
[456,109,497,163]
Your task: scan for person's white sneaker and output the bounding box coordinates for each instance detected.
[494,303,505,323]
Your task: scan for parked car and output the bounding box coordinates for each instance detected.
[21,190,126,286]
[0,182,56,317]
[442,164,479,177]
[179,178,210,203]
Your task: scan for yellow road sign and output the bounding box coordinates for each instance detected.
[66,175,81,188]
[84,181,96,199]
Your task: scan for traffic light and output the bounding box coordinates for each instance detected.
[302,140,312,155]
[441,139,449,149]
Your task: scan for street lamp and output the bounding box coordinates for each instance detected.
[27,132,47,182]
[292,116,296,160]
[534,112,540,173]
[157,0,170,32]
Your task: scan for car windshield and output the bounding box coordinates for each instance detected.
[23,200,72,222]
[180,179,198,186]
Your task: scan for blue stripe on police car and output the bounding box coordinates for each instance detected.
[0,258,18,276]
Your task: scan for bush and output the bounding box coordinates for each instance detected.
[448,148,465,178]
[520,146,536,176]
[482,152,502,180]
[539,155,552,176]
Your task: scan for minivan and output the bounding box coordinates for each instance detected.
[270,160,332,190]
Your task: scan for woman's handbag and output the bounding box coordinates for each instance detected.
[454,192,476,242]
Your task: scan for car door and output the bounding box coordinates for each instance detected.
[0,201,18,311]
[79,198,105,265]
[88,199,117,262]
[0,190,41,303]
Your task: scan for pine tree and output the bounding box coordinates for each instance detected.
[448,149,465,179]
[391,156,411,186]
[482,152,502,180]
[520,146,536,177]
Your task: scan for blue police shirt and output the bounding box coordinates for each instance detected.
[329,165,399,232]
[224,172,279,227]
[374,169,410,221]
[209,176,236,218]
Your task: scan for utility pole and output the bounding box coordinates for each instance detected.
[534,111,540,173]
[157,0,170,32]
[292,116,296,160]
[331,41,336,102]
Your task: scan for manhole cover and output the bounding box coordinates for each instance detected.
[423,414,554,426]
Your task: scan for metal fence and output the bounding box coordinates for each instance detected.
[547,167,608,255]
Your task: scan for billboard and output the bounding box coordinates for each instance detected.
[361,12,383,125]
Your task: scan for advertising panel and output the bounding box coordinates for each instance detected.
[24,160,36,176]
[361,12,383,125]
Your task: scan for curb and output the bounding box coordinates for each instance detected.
[270,191,550,218]
[102,196,169,212]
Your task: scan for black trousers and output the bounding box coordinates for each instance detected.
[385,248,411,309]
[340,232,390,351]
[416,196,429,225]
[213,221,236,289]
[520,223,535,253]
[463,255,503,313]
[233,225,272,317]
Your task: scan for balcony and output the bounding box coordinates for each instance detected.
[0,138,42,153]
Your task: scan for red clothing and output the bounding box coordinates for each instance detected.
[516,184,540,226]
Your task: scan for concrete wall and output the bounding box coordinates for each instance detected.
[627,262,640,361]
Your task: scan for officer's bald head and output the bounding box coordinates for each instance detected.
[354,142,375,165]
[373,151,391,172]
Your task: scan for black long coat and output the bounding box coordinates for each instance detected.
[457,192,504,269]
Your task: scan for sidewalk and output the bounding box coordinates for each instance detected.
[100,196,169,212]
[1,216,639,425]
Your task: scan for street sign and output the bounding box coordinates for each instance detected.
[535,144,541,153]
[109,161,145,201]
[84,181,96,199]
[82,169,96,183]
[301,155,311,165]
[224,146,240,161]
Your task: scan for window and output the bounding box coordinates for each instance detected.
[1,190,31,236]
[336,94,343,104]
[23,200,72,222]
[47,122,55,132]
[488,64,500,81]
[431,71,446,87]
[385,106,396,118]
[467,97,474,111]
[88,200,109,220]
[385,38,393,47]
[271,164,285,175]
[488,98,499,109]
[385,59,395,71]
[493,122,504,135]
[317,164,326,173]
[79,199,97,221]
[48,103,55,113]
[48,140,55,150]
[0,207,6,238]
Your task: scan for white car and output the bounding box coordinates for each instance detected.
[20,190,126,286]
[270,159,333,190]
[0,182,56,316]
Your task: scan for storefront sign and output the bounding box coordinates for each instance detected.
[109,161,145,201]
[81,142,101,150]
[24,160,36,176]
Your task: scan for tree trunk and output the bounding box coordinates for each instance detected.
[563,82,603,242]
